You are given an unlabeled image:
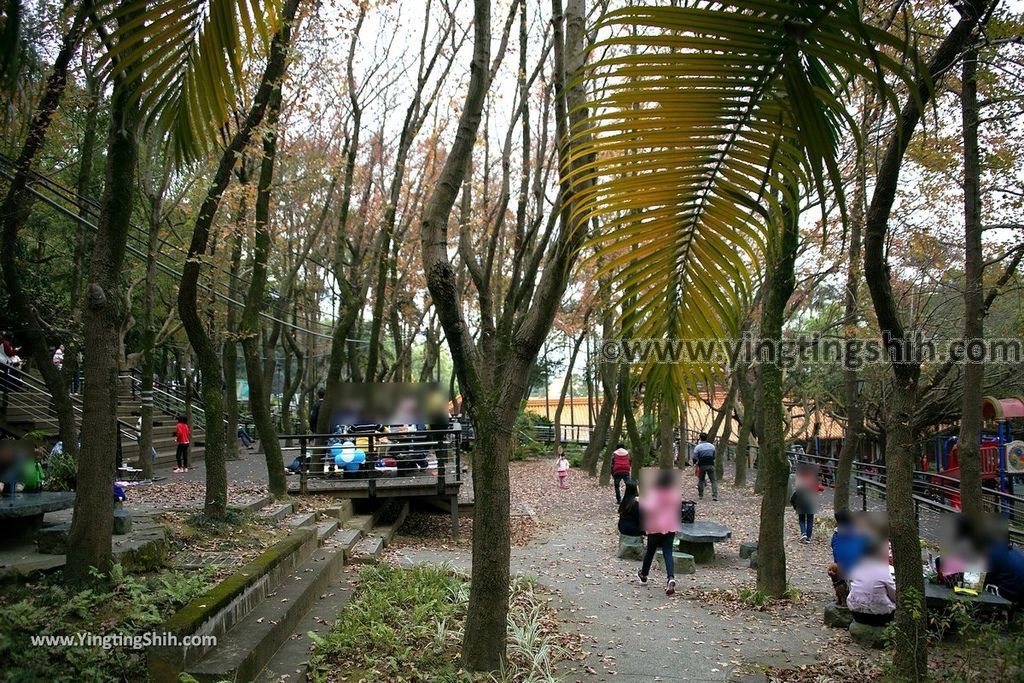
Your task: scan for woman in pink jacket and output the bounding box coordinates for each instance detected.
[637,469,682,595]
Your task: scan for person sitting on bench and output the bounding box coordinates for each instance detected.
[846,539,896,626]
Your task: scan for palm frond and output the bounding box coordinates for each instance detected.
[567,0,917,400]
[96,0,282,162]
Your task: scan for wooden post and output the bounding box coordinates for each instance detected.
[450,493,459,536]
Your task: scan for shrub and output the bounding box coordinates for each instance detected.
[308,564,567,682]
[0,565,213,682]
[44,449,77,491]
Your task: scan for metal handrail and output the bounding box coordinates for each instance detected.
[121,370,207,429]
[289,428,463,495]
[0,366,139,444]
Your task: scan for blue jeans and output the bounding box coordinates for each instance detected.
[798,513,814,539]
[613,473,630,503]
[238,427,253,448]
[641,532,676,579]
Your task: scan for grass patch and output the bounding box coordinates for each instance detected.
[307,564,573,682]
[0,564,215,682]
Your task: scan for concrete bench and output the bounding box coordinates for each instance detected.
[0,491,75,535]
[655,550,696,575]
[676,521,731,563]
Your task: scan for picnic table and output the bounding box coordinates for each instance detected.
[0,491,75,535]
[925,583,1012,612]
[676,521,731,563]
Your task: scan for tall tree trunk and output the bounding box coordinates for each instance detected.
[136,178,162,479]
[734,365,755,487]
[223,190,247,460]
[834,104,868,513]
[552,332,584,451]
[65,18,138,580]
[582,312,615,473]
[710,379,737,479]
[0,3,88,458]
[241,78,288,500]
[69,65,99,326]
[178,0,300,515]
[861,4,991,676]
[657,398,674,468]
[755,207,798,598]
[958,45,984,522]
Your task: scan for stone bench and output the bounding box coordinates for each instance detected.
[849,620,887,648]
[617,533,644,560]
[655,550,696,575]
[676,521,731,563]
[823,602,853,628]
[0,491,75,536]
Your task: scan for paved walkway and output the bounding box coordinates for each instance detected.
[387,461,865,682]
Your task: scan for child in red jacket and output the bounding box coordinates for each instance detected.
[174,416,191,473]
[611,443,632,504]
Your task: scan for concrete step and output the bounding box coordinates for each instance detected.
[185,543,348,682]
[285,512,318,528]
[231,495,272,515]
[343,514,373,535]
[320,500,354,524]
[259,503,295,524]
[333,528,362,561]
[348,535,383,564]
[316,519,339,543]
[254,567,356,683]
[376,501,409,548]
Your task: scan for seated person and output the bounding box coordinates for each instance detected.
[846,540,897,626]
[617,480,642,537]
[21,454,44,493]
[984,536,1024,606]
[831,509,869,577]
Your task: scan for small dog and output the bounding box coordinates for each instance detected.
[828,562,849,606]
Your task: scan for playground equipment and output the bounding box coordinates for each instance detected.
[924,396,1024,509]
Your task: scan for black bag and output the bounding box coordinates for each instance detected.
[680,500,696,524]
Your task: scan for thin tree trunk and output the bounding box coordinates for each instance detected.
[835,98,871,513]
[755,208,798,598]
[223,190,247,460]
[241,84,287,499]
[136,179,162,479]
[552,330,584,451]
[710,379,737,479]
[66,16,138,580]
[958,45,984,522]
[860,4,992,675]
[178,0,300,514]
[734,364,755,487]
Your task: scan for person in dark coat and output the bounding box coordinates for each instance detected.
[617,480,643,537]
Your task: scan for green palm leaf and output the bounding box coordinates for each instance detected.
[95,0,281,162]
[567,0,917,402]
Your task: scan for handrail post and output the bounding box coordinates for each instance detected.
[299,436,308,495]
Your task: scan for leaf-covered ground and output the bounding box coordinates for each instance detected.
[386,459,886,682]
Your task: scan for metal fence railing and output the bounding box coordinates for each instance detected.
[289,428,463,496]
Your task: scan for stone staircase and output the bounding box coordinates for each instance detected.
[153,498,408,682]
[0,370,205,469]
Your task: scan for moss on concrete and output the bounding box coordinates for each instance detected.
[162,527,315,635]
